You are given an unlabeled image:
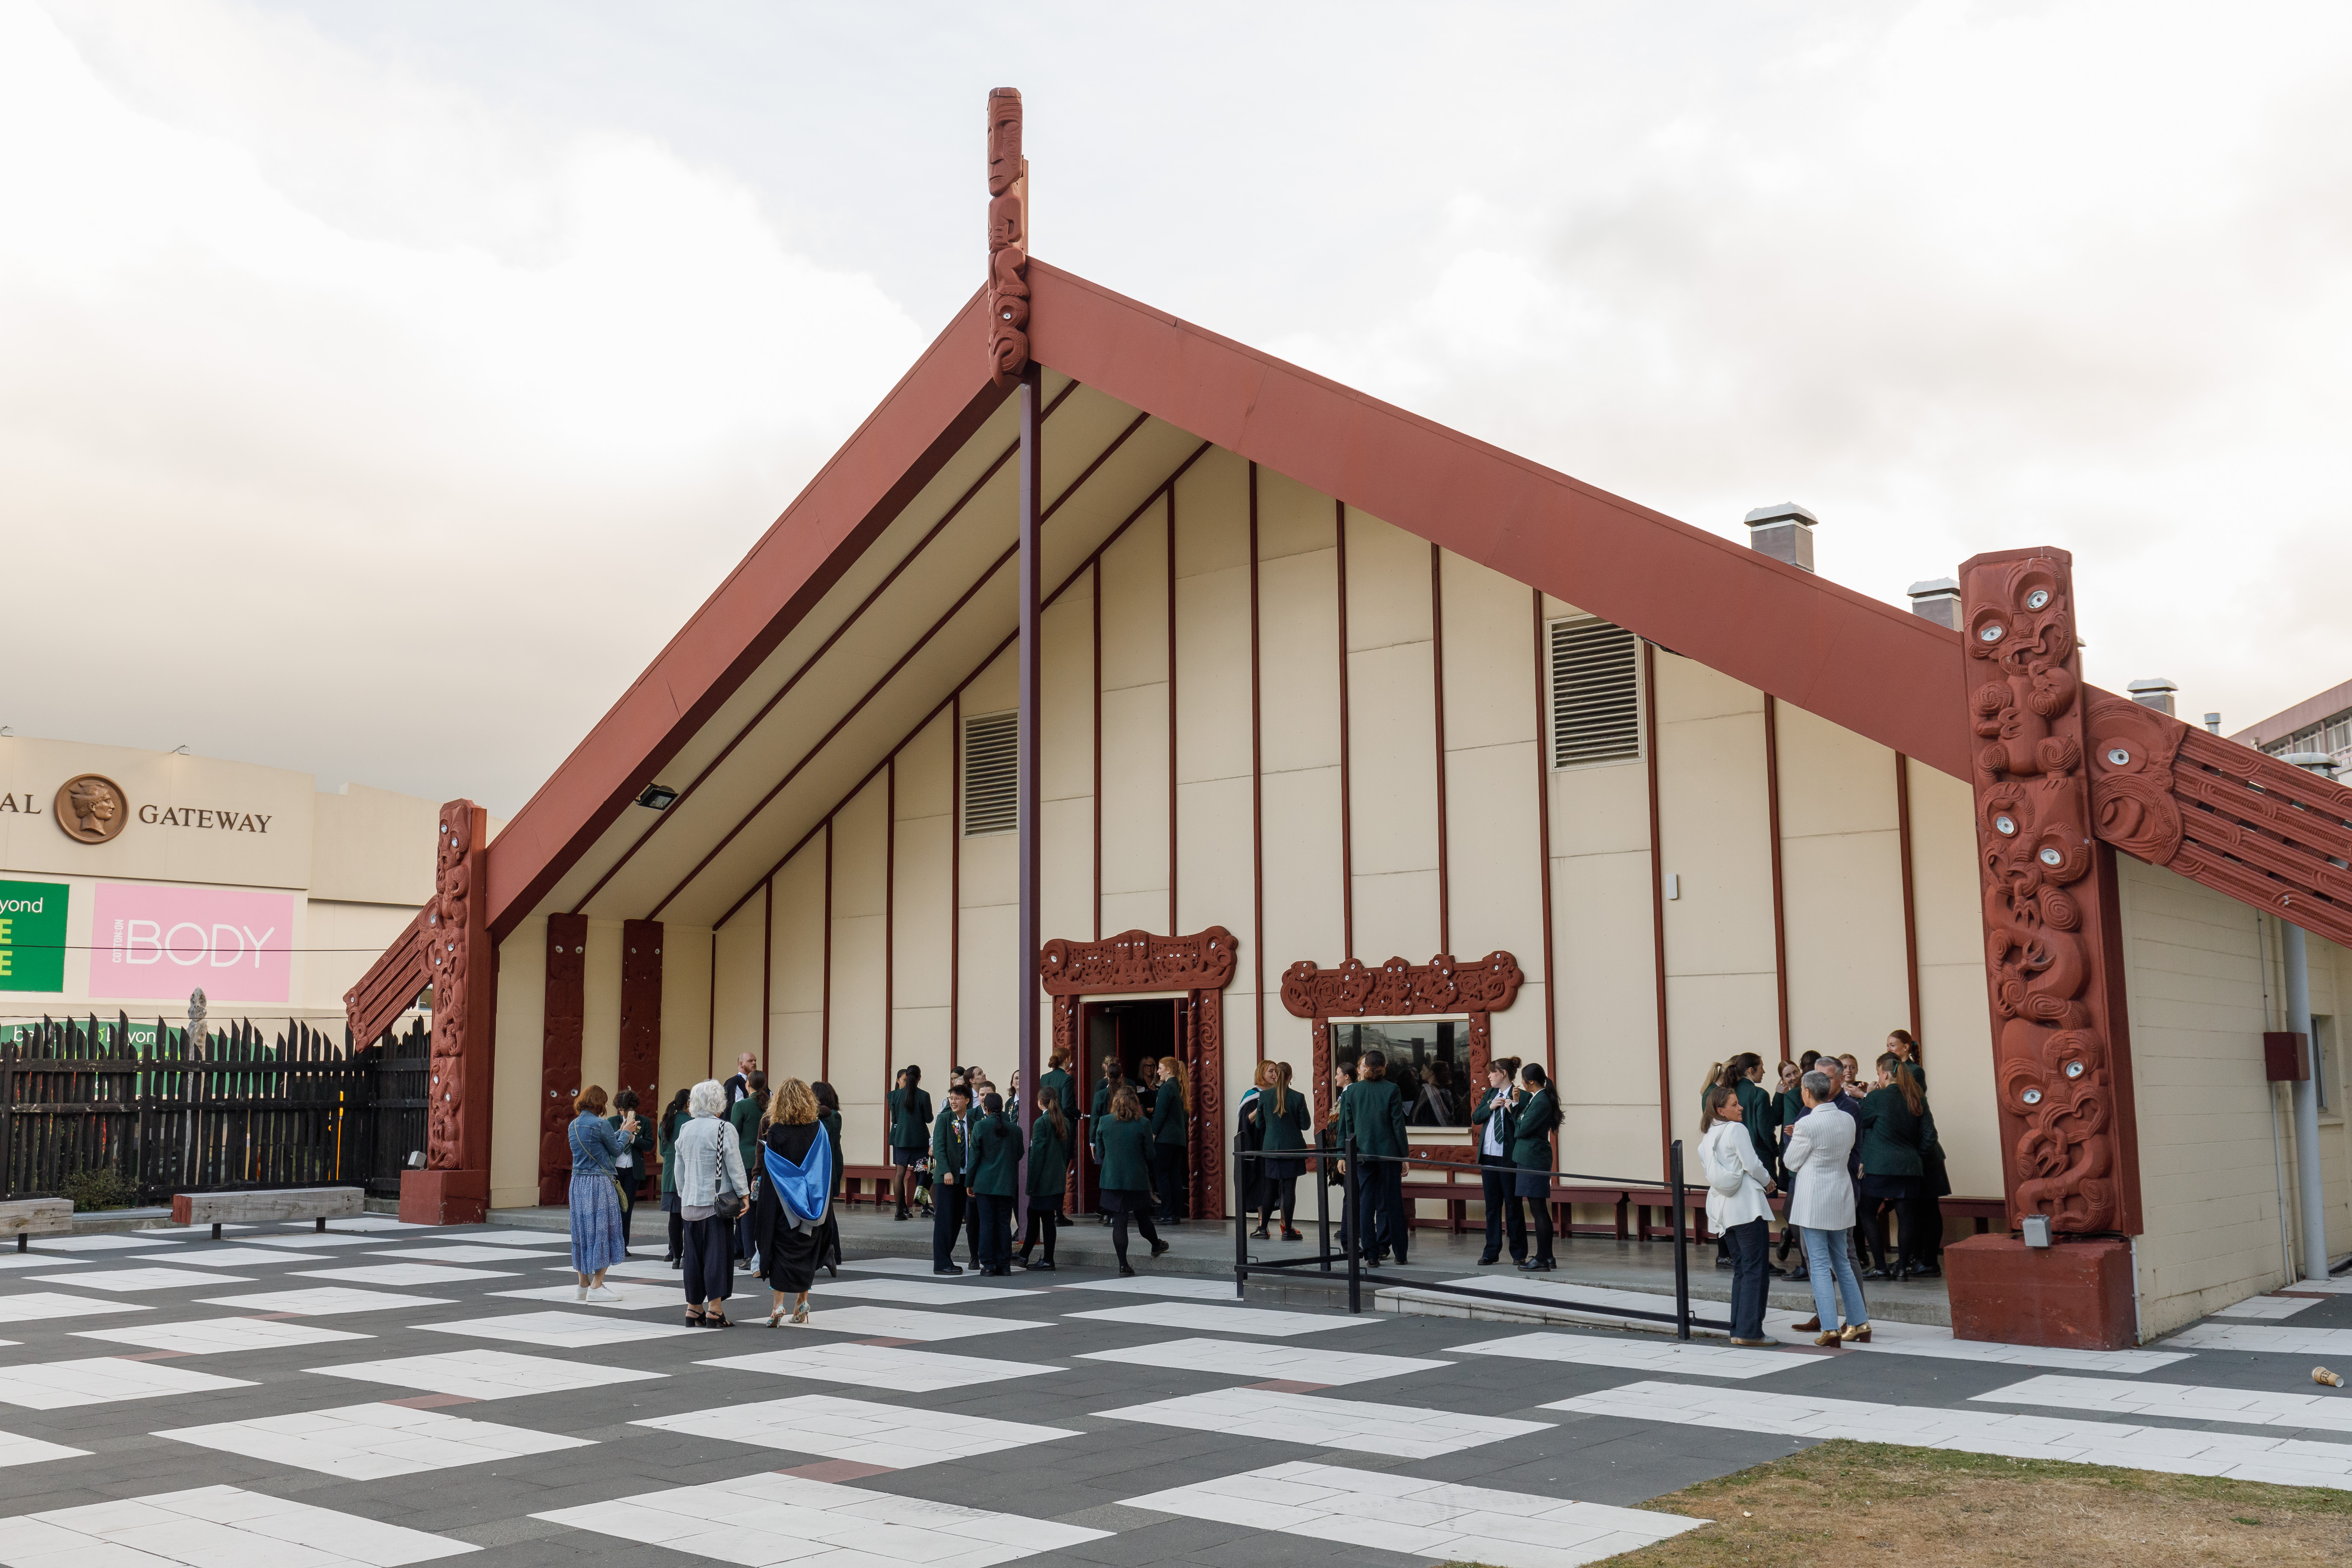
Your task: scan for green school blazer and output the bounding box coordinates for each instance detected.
[931,1107,970,1185]
[1093,1115,1155,1192]
[1090,1078,1126,1121]
[968,1112,1022,1199]
[888,1087,933,1150]
[1336,1079,1408,1159]
[1027,1113,1072,1199]
[818,1109,842,1171]
[1149,1080,1189,1147]
[1734,1078,1780,1166]
[607,1113,654,1193]
[1040,1067,1079,1122]
[656,1111,683,1196]
[727,1095,762,1176]
[1509,1085,1560,1170]
[1856,1086,1927,1178]
[1256,1089,1312,1154]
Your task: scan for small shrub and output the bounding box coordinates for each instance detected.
[61,1166,136,1211]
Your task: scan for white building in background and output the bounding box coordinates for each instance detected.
[2236,678,2352,775]
[0,735,492,1039]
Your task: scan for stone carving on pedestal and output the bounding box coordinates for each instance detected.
[425,800,490,1174]
[1958,549,2138,1236]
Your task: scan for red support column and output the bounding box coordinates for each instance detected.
[619,920,664,1118]
[538,913,586,1206]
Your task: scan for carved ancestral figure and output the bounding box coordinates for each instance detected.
[986,87,1029,385]
[426,803,475,1170]
[1962,552,2119,1233]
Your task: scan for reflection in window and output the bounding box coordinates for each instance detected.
[1331,1020,1471,1126]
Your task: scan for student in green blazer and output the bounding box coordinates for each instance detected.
[1040,1051,1080,1122]
[1147,1056,1190,1224]
[929,1086,973,1274]
[887,1066,934,1221]
[1090,1084,1166,1275]
[810,1080,844,1278]
[1247,1060,1314,1241]
[1337,1051,1411,1266]
[1471,1058,1524,1266]
[726,1072,768,1267]
[606,1088,656,1253]
[655,1087,691,1266]
[1510,1062,1561,1271]
[1857,1053,1937,1281]
[966,1093,1021,1275]
[1016,1097,1073,1270]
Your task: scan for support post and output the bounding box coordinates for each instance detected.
[1669,1139,1690,1341]
[1014,363,1043,1238]
[2284,920,2329,1281]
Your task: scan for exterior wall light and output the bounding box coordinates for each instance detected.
[635,784,680,811]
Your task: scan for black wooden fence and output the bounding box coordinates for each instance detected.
[0,1014,432,1203]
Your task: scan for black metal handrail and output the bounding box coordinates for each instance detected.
[1232,1135,1726,1338]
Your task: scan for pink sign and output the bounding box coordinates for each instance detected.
[89,883,295,1004]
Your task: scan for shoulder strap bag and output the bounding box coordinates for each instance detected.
[711,1124,745,1221]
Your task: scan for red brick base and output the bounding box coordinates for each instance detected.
[1944,1233,2136,1349]
[399,1168,488,1226]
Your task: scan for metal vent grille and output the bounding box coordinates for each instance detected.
[961,710,1019,836]
[1549,617,1642,768]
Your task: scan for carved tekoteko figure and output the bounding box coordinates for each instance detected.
[986,86,1029,385]
[1959,548,2135,1235]
[426,800,487,1171]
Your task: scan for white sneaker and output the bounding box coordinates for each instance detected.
[575,1284,589,1301]
[585,1285,625,1304]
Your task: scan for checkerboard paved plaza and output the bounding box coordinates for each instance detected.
[0,1217,2347,1567]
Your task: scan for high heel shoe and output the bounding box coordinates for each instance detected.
[1281,1226,1303,1242]
[1841,1323,1872,1344]
[790,1301,810,1326]
[1813,1330,1844,1347]
[1251,1226,1271,1240]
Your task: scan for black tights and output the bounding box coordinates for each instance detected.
[666,1211,684,1261]
[1256,1178,1296,1230]
[1111,1208,1161,1264]
[1863,1195,1908,1273]
[1019,1206,1060,1262]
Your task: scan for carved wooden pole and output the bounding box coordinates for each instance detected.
[987,88,1029,386]
[1956,548,2141,1239]
[1007,86,1042,1229]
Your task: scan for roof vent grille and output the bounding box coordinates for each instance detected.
[1549,617,1642,768]
[961,711,1019,836]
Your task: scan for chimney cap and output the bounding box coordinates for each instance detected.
[2127,677,2179,696]
[1906,578,1959,598]
[1744,502,1818,528]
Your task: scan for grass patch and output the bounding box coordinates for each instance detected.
[1447,1439,2352,1566]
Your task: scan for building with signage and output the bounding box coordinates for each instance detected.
[0,734,478,1039]
[352,95,2352,1348]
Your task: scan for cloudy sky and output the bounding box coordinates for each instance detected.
[6,0,2349,814]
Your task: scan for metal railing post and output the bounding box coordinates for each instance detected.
[1316,1137,1332,1273]
[1344,1132,1362,1314]
[1233,1135,1248,1299]
[1669,1139,1690,1341]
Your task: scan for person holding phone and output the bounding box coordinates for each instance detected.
[568,1084,635,1302]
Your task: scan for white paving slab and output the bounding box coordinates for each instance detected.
[0,1429,89,1468]
[1452,1330,1816,1380]
[198,1286,455,1316]
[2275,1277,2352,1295]
[535,1469,1108,1566]
[0,1291,148,1322]
[414,1310,701,1349]
[29,1267,251,1292]
[1775,1316,2191,1373]
[321,1217,430,1232]
[0,1356,254,1410]
[635,1392,1080,1465]
[1553,1380,2352,1489]
[1065,1300,1369,1338]
[372,1244,568,1264]
[77,1317,371,1355]
[0,1255,68,1270]
[701,1342,1061,1392]
[810,1277,1045,1307]
[1099,1387,1551,1458]
[293,1263,521,1287]
[777,1305,1050,1341]
[231,1232,390,1248]
[158,1400,595,1479]
[1126,1460,1705,1568]
[2166,1323,2352,1355]
[1054,1273,1255,1301]
[833,1255,957,1276]
[310,1348,665,1399]
[2213,1295,2323,1320]
[1974,1373,2352,1433]
[430,1228,571,1245]
[25,1233,168,1251]
[1079,1336,1448,1387]
[132,1247,326,1268]
[571,1256,683,1282]
[0,1483,476,1565]
[486,1280,677,1310]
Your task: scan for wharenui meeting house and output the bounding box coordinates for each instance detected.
[351,91,2352,1350]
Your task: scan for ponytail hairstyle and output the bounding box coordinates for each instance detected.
[1158,1056,1188,1113]
[1272,1059,1295,1118]
[1041,1089,1069,1145]
[1720,1052,1764,1088]
[1700,1061,1726,1096]
[747,1070,770,1118]
[1894,1061,1926,1118]
[661,1087,691,1142]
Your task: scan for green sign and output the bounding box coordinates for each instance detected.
[0,880,67,992]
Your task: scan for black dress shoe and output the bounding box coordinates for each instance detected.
[1117,1262,1137,1276]
[1149,1239,1170,1257]
[1515,1258,1543,1271]
[1030,1259,1056,1271]
[933,1264,964,1276]
[1476,1254,1501,1266]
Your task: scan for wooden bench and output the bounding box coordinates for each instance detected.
[1941,1196,2008,1236]
[0,1199,72,1253]
[172,1186,365,1240]
[836,1164,900,1209]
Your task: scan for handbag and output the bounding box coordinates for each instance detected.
[711,1127,745,1222]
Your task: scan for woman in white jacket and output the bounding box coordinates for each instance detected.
[673,1078,751,1328]
[1698,1084,1777,1346]
[1782,1067,1870,1346]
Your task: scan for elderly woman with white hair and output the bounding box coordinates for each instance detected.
[673,1078,749,1327]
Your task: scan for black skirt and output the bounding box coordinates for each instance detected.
[1097,1187,1152,1216]
[1859,1172,1920,1202]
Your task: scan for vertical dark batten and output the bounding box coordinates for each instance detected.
[1015,361,1045,1228]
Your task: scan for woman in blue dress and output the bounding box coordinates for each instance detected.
[568,1085,637,1300]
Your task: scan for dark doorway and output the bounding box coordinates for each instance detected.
[1074,998,1179,1214]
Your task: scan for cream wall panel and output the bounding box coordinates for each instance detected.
[1905,760,2000,1197]
[1256,549,1341,777]
[964,645,1017,721]
[1099,889,1170,939]
[957,898,1017,1076]
[1354,869,1440,965]
[711,913,765,1081]
[658,926,712,1103]
[2117,855,2296,1333]
[1449,742,1542,968]
[1098,504,1168,692]
[1260,763,1345,969]
[1342,512,1431,653]
[1439,555,1536,752]
[1098,684,1169,904]
[830,781,889,1159]
[1653,654,1776,1148]
[767,847,825,1082]
[1551,757,1650,857]
[490,918,545,1211]
[1554,847,1662,1178]
[1774,702,1908,1063]
[1256,467,1336,562]
[1175,448,1251,576]
[893,726,954,1014]
[581,918,621,1102]
[1041,584,1094,804]
[1348,641,1439,881]
[1041,795,1092,947]
[1175,564,1252,787]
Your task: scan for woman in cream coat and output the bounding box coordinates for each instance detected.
[1783,1068,1869,1346]
[1697,1084,1776,1346]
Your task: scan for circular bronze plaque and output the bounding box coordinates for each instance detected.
[54,774,130,844]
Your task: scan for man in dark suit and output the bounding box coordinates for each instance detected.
[1471,1058,1524,1266]
[1337,1050,1410,1266]
[1510,1062,1561,1271]
[930,1086,973,1275]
